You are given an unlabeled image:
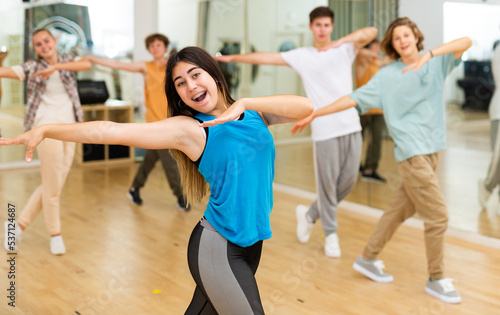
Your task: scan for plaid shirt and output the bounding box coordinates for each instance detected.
[21,54,83,131]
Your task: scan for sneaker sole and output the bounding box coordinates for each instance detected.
[353,262,394,283]
[424,286,462,304]
[360,177,386,184]
[325,249,341,258]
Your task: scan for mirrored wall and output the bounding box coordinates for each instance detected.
[0,0,498,239]
[0,0,134,167]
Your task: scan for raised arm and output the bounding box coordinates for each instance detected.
[321,27,378,51]
[214,52,288,66]
[0,67,19,79]
[403,37,473,73]
[291,95,357,134]
[83,55,147,73]
[32,59,92,80]
[0,116,205,163]
[200,95,313,127]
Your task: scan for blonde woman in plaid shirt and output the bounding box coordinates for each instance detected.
[1,29,91,255]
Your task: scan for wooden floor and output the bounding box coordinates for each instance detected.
[1,162,500,314]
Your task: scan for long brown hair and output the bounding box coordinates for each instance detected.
[381,17,424,60]
[164,46,235,204]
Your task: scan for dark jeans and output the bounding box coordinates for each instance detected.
[360,114,385,171]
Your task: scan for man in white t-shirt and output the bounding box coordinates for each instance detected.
[479,41,500,210]
[216,6,377,257]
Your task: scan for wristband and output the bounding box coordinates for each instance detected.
[429,50,434,58]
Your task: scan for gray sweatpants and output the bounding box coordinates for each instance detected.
[308,132,362,236]
[485,119,500,193]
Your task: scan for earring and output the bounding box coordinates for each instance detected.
[178,99,186,108]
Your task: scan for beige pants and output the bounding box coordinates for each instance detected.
[363,153,448,279]
[18,139,75,236]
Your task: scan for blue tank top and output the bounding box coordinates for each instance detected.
[195,110,275,247]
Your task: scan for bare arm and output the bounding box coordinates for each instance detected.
[0,116,205,163]
[214,52,288,66]
[32,59,92,80]
[0,67,19,79]
[321,27,378,51]
[83,55,147,73]
[291,95,357,134]
[354,49,374,80]
[200,95,313,127]
[403,37,473,73]
[378,55,393,67]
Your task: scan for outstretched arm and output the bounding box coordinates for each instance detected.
[0,67,19,79]
[214,52,288,66]
[403,37,472,73]
[321,27,378,51]
[200,95,313,127]
[291,95,357,134]
[32,59,92,80]
[0,117,205,163]
[83,55,147,74]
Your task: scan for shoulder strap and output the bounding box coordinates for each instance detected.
[192,117,208,167]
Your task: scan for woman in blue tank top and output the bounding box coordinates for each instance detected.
[0,46,313,314]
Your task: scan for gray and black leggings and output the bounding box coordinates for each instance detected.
[185,221,265,315]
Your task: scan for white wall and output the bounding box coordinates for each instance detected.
[399,0,464,105]
[0,0,25,108]
[399,0,444,52]
[158,0,201,49]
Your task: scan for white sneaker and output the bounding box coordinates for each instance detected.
[50,235,66,255]
[324,233,341,258]
[425,278,462,304]
[4,221,22,252]
[296,205,314,243]
[478,179,491,208]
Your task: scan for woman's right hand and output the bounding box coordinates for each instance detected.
[199,99,246,127]
[0,126,45,162]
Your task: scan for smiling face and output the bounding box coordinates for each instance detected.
[172,61,221,115]
[309,16,334,46]
[391,25,419,60]
[147,39,168,59]
[32,30,57,61]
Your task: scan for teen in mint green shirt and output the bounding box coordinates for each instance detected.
[350,52,459,161]
[291,17,471,305]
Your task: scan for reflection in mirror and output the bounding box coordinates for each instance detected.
[190,0,500,241]
[0,0,134,167]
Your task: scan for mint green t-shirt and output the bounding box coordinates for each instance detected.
[350,53,459,162]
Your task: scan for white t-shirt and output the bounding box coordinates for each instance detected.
[489,45,500,121]
[12,65,76,127]
[281,42,361,141]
